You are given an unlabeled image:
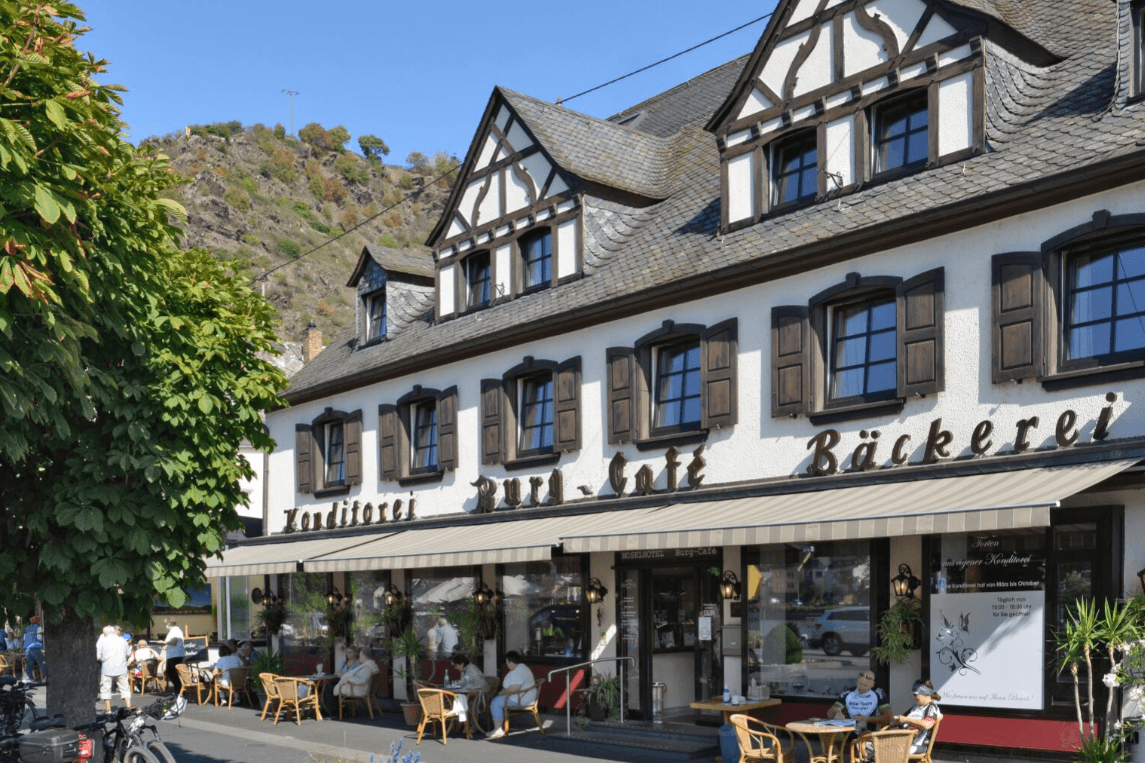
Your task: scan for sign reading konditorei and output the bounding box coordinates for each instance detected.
[929,533,1046,710]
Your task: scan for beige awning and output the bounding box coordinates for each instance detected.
[303,513,607,572]
[559,458,1137,553]
[205,534,396,577]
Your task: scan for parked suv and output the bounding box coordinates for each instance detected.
[807,606,869,656]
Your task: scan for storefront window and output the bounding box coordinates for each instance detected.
[411,566,476,658]
[928,529,1046,710]
[745,542,871,699]
[223,576,254,641]
[282,572,331,647]
[348,570,392,651]
[502,557,586,661]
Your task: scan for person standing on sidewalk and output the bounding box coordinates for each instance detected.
[96,625,131,713]
[23,617,46,681]
[163,618,185,693]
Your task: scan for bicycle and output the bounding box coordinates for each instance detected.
[0,676,89,763]
[74,695,184,763]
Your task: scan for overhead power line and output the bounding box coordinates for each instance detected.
[559,12,773,105]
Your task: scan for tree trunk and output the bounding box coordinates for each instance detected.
[1084,645,1095,739]
[45,607,99,729]
[1105,646,1118,741]
[1072,663,1084,739]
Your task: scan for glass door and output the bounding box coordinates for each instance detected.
[618,568,645,717]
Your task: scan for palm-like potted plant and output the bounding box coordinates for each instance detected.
[583,672,621,721]
[388,629,427,725]
[871,599,922,665]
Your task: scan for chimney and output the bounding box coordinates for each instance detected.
[303,321,323,363]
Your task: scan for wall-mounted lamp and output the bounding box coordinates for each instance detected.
[325,586,345,608]
[1138,567,1145,592]
[259,591,282,607]
[474,581,495,607]
[384,583,404,607]
[720,570,741,600]
[892,563,921,600]
[586,578,609,604]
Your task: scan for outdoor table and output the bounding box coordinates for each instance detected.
[300,673,339,715]
[786,719,857,763]
[436,682,487,736]
[689,697,781,724]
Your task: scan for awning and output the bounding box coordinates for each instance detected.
[205,534,397,577]
[303,513,607,572]
[559,458,1138,553]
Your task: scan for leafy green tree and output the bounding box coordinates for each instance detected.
[406,150,430,174]
[328,124,350,152]
[298,121,331,150]
[358,134,390,162]
[0,1,286,726]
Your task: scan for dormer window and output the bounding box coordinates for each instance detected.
[874,92,929,176]
[365,290,386,343]
[521,230,553,292]
[464,251,492,310]
[773,131,818,208]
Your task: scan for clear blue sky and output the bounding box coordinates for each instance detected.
[81,1,777,164]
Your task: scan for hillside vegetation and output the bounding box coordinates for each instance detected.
[140,121,457,345]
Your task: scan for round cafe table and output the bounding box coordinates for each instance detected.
[786,719,857,763]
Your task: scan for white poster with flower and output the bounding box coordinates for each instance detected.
[928,590,1045,710]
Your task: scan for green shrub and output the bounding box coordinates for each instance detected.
[241,232,261,247]
[379,235,399,248]
[224,187,250,212]
[335,154,368,184]
[398,173,415,190]
[276,238,301,257]
[328,125,350,152]
[274,123,286,139]
[309,220,332,234]
[268,147,297,184]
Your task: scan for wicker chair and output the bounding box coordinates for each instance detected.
[214,666,254,708]
[730,713,796,763]
[502,677,546,734]
[0,654,11,678]
[850,728,917,763]
[273,676,322,725]
[130,660,164,695]
[416,687,465,745]
[259,672,282,722]
[174,663,210,705]
[906,718,941,763]
[338,671,383,719]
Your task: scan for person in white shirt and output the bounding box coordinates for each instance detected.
[96,625,131,713]
[332,646,378,699]
[486,651,536,740]
[128,639,159,678]
[163,618,185,692]
[436,617,459,655]
[213,644,244,687]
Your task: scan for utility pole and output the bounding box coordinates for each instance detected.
[281,89,299,136]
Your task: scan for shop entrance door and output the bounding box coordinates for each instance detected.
[616,549,723,720]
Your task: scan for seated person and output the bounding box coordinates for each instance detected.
[332,646,378,698]
[486,650,536,740]
[128,639,159,677]
[237,640,259,666]
[893,680,942,755]
[827,669,891,731]
[451,653,485,690]
[857,679,942,762]
[213,644,244,688]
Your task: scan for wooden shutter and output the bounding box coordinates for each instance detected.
[294,424,313,494]
[771,306,811,417]
[480,379,504,465]
[344,410,363,485]
[897,267,945,398]
[701,319,738,429]
[377,404,399,481]
[554,357,582,453]
[437,386,459,472]
[606,347,636,444]
[992,253,1044,383]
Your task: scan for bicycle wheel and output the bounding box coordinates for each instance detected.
[121,746,161,763]
[144,739,176,763]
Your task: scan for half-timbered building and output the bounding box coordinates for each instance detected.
[209,0,1145,752]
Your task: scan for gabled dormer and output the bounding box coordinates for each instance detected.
[428,87,670,322]
[707,0,1051,232]
[346,245,434,349]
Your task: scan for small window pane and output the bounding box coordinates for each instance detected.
[1071,286,1113,324]
[520,375,554,453]
[868,331,896,362]
[867,360,896,392]
[1069,326,1109,358]
[1073,253,1114,287]
[870,301,896,330]
[1117,246,1145,278]
[466,253,491,308]
[774,132,818,206]
[832,368,865,399]
[830,295,897,401]
[522,232,552,290]
[1114,317,1145,352]
[325,422,345,484]
[655,341,702,430]
[412,402,438,471]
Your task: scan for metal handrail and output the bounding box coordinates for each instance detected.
[547,656,635,737]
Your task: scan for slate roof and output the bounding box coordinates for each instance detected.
[356,244,434,280]
[499,87,675,199]
[944,0,1091,58]
[284,0,1145,404]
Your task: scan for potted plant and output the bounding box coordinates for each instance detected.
[250,649,287,706]
[388,629,426,726]
[456,599,497,656]
[256,599,287,640]
[871,599,922,665]
[583,672,621,722]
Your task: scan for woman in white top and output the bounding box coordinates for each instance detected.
[486,650,536,740]
[332,646,378,698]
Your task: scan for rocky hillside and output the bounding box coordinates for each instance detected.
[140,122,456,350]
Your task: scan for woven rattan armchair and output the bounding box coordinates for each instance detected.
[272,676,322,725]
[174,663,210,705]
[502,677,546,734]
[416,687,466,745]
[214,666,253,708]
[339,671,383,719]
[850,728,917,763]
[730,713,795,763]
[258,672,281,721]
[906,718,941,763]
[130,660,164,695]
